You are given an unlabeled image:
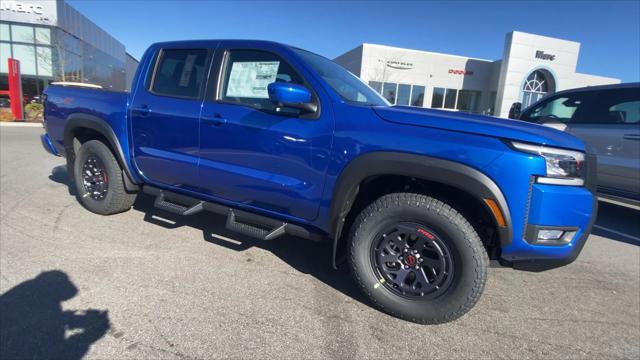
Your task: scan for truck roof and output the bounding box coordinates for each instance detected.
[554,82,639,95]
[149,39,295,50]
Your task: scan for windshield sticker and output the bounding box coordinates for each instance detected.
[226,61,280,98]
[178,55,197,87]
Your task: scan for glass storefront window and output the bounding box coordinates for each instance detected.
[0,23,10,41]
[0,43,10,73]
[444,88,457,109]
[35,27,51,45]
[457,90,482,113]
[411,85,425,107]
[36,46,53,76]
[22,77,40,102]
[432,87,445,108]
[369,81,382,94]
[383,83,397,104]
[397,84,411,106]
[11,44,37,75]
[11,24,34,44]
[58,30,82,56]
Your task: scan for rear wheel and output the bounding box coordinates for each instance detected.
[349,193,488,324]
[73,140,136,215]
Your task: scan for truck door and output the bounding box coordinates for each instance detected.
[197,46,333,221]
[568,88,640,198]
[130,48,212,191]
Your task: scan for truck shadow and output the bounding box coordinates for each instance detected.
[48,166,366,305]
[0,270,110,360]
[49,166,365,305]
[592,201,640,246]
[132,194,369,306]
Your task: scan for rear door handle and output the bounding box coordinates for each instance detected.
[202,114,227,127]
[623,134,640,141]
[131,105,151,116]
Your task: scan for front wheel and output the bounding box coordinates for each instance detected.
[349,193,488,324]
[73,140,136,215]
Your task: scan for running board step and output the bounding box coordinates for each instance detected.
[142,185,322,242]
[153,191,203,216]
[225,209,287,241]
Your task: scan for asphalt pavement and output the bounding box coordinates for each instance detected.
[1,126,639,359]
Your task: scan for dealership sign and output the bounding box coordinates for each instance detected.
[535,50,556,61]
[448,69,474,75]
[0,0,57,25]
[385,60,414,70]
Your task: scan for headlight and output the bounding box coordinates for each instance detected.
[511,141,585,186]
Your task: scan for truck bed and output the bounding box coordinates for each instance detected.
[44,85,129,156]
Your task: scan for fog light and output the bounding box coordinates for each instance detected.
[525,225,579,245]
[538,229,564,241]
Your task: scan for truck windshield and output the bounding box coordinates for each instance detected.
[293,48,389,107]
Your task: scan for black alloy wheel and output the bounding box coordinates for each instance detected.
[81,155,109,200]
[348,193,488,324]
[73,140,136,215]
[371,223,454,299]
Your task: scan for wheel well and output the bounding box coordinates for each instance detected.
[340,174,501,259]
[66,127,116,166]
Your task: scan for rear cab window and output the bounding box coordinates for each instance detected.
[149,48,209,99]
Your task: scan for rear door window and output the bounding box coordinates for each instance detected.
[150,49,208,99]
[588,88,640,124]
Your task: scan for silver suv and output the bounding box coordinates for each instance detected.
[518,83,640,205]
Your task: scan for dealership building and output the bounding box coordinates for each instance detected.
[335,31,620,117]
[0,0,138,103]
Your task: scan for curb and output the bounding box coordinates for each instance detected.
[0,122,44,128]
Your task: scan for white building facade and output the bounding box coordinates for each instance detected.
[335,31,620,118]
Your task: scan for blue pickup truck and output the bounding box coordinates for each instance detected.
[41,40,597,324]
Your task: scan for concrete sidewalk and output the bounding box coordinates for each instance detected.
[0,121,43,128]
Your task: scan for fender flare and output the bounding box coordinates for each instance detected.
[63,114,139,187]
[328,152,512,267]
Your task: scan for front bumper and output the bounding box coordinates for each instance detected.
[40,133,60,156]
[509,195,597,271]
[501,154,598,272]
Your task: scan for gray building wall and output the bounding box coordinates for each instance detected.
[334,45,363,76]
[125,53,138,91]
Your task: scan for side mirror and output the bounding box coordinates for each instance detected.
[267,83,317,114]
[508,102,522,119]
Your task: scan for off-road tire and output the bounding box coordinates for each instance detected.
[73,140,136,215]
[349,193,488,324]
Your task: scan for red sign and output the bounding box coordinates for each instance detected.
[448,69,474,76]
[8,58,23,120]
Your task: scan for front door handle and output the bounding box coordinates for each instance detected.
[131,105,151,116]
[623,134,640,141]
[202,114,227,127]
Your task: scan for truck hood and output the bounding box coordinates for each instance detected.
[373,106,585,151]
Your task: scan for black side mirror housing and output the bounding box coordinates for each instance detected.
[508,102,522,119]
